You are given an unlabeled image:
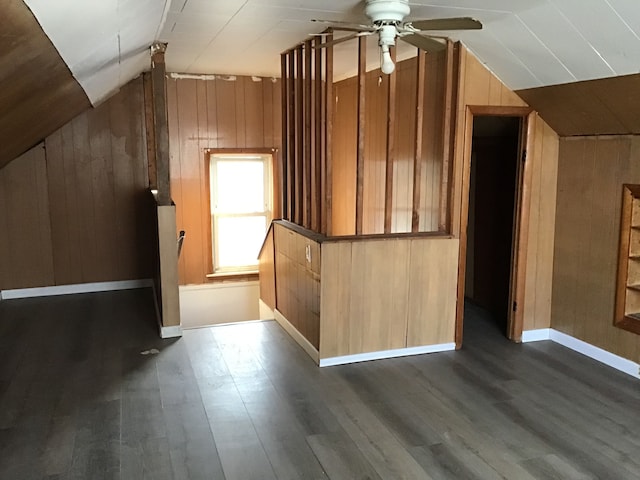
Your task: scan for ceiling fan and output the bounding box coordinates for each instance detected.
[312,0,482,74]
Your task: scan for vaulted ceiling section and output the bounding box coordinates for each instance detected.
[0,0,90,169]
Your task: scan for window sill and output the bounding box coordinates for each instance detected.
[206,271,259,283]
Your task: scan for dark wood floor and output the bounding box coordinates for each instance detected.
[0,289,639,479]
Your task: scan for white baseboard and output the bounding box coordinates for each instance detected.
[159,324,182,339]
[274,309,319,364]
[549,329,639,380]
[521,328,551,342]
[319,343,457,368]
[0,279,153,300]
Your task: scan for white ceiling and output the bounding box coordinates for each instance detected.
[24,0,640,105]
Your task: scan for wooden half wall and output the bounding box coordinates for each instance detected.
[552,136,640,363]
[0,77,155,290]
[166,75,282,285]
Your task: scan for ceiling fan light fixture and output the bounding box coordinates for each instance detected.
[364,0,410,24]
[380,44,395,74]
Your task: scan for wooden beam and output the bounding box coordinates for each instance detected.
[280,53,289,220]
[324,31,334,236]
[287,51,296,222]
[412,50,426,232]
[355,36,366,235]
[313,38,323,233]
[143,72,157,189]
[384,47,397,234]
[151,43,171,206]
[296,45,304,226]
[439,40,454,232]
[304,40,313,229]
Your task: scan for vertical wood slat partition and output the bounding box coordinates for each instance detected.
[439,40,455,233]
[384,48,397,234]
[355,37,367,235]
[281,35,332,234]
[280,55,289,220]
[412,51,426,232]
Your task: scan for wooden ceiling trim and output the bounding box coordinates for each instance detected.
[517,73,640,136]
[0,0,90,169]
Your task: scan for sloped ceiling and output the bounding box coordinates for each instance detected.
[4,0,640,169]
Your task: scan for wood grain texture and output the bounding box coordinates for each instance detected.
[274,224,320,349]
[2,290,640,479]
[0,77,154,290]
[258,225,277,311]
[320,236,458,358]
[517,73,640,136]
[451,45,559,344]
[0,0,91,169]
[167,75,282,285]
[552,136,640,363]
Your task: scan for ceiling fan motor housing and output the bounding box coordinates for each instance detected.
[364,0,410,24]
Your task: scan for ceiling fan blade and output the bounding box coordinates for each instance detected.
[313,32,372,49]
[311,19,376,32]
[400,34,446,53]
[410,17,482,31]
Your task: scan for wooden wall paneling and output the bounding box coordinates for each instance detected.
[320,241,353,357]
[215,77,239,148]
[406,238,458,346]
[259,226,276,310]
[439,40,455,232]
[324,32,334,235]
[420,50,445,232]
[304,41,313,229]
[44,125,76,284]
[296,46,304,226]
[363,69,387,235]
[313,39,323,232]
[175,79,205,284]
[0,145,55,289]
[355,37,367,235]
[88,90,119,282]
[384,49,397,234]
[411,51,426,232]
[166,77,186,281]
[243,76,265,147]
[332,78,357,235]
[393,58,417,233]
[72,109,99,282]
[235,77,247,148]
[196,80,213,276]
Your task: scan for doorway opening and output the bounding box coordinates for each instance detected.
[464,115,523,338]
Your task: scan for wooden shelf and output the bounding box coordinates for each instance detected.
[616,184,640,335]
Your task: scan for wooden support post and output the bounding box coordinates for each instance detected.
[287,51,296,222]
[295,46,304,226]
[313,38,323,233]
[143,72,157,189]
[412,50,426,232]
[280,54,289,221]
[151,43,171,206]
[439,40,454,232]
[355,36,366,235]
[304,41,312,229]
[383,47,397,234]
[324,31,334,236]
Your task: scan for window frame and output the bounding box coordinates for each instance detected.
[205,148,276,275]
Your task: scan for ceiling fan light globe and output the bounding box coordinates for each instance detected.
[381,49,395,74]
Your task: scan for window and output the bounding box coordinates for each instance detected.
[209,152,273,273]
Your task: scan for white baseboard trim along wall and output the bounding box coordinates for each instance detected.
[522,328,640,380]
[319,343,457,368]
[0,279,153,300]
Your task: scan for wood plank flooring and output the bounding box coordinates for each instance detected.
[0,289,639,479]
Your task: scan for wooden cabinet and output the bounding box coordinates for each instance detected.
[615,184,640,334]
